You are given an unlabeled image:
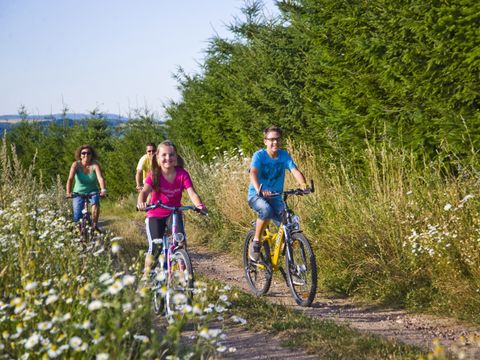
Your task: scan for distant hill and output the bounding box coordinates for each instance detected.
[0,113,128,132]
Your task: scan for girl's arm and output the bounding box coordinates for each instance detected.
[137,183,153,210]
[186,186,206,210]
[66,162,77,196]
[94,162,107,196]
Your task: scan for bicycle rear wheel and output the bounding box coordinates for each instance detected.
[165,248,194,317]
[243,229,272,296]
[285,233,317,307]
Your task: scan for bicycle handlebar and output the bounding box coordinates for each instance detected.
[137,200,208,216]
[66,192,101,199]
[263,180,315,198]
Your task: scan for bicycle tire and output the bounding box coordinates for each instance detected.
[285,233,317,307]
[243,229,272,296]
[165,248,194,317]
[81,215,91,242]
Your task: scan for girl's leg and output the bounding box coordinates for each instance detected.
[144,217,167,278]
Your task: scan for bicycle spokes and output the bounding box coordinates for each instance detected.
[243,231,272,296]
[286,233,317,306]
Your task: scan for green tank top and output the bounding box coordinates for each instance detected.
[73,161,99,193]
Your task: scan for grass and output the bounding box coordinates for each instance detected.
[180,142,480,323]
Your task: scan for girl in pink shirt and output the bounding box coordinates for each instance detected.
[137,140,207,276]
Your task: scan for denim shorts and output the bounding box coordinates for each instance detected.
[72,192,100,222]
[248,194,284,222]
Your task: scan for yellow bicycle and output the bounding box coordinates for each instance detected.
[243,181,317,307]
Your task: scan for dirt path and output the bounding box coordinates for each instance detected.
[189,243,480,359]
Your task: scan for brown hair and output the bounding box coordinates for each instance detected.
[74,144,98,162]
[263,125,283,138]
[150,140,185,190]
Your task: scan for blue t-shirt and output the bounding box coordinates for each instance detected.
[247,148,297,200]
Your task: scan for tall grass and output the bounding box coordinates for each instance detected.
[185,141,480,321]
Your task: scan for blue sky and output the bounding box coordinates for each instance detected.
[0,0,278,117]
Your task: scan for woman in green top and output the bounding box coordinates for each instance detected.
[66,144,107,229]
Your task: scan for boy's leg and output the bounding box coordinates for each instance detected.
[248,195,275,261]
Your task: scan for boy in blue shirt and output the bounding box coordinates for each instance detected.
[248,125,307,261]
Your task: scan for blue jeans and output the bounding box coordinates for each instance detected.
[248,194,284,222]
[72,192,100,222]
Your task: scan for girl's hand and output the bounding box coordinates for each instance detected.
[196,203,208,215]
[137,202,147,211]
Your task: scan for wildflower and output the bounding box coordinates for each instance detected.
[23,310,37,321]
[199,328,223,340]
[111,242,120,254]
[122,275,135,286]
[96,353,109,360]
[69,336,83,350]
[217,345,227,353]
[88,300,103,311]
[231,315,247,325]
[444,203,452,211]
[25,281,38,291]
[133,334,149,343]
[38,321,53,331]
[25,333,40,349]
[99,273,111,283]
[81,320,91,330]
[215,305,226,313]
[155,271,166,282]
[173,293,187,305]
[122,303,132,313]
[47,344,61,358]
[45,294,59,305]
[14,302,26,314]
[107,280,123,295]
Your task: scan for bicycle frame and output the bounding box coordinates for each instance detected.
[142,200,205,315]
[259,194,302,272]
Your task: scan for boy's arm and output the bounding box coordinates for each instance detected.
[249,167,262,195]
[291,168,307,189]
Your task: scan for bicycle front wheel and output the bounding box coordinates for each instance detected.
[165,248,194,317]
[243,230,272,296]
[151,262,166,315]
[285,233,317,307]
[81,214,93,242]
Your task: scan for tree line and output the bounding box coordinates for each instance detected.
[165,0,479,163]
[1,113,165,197]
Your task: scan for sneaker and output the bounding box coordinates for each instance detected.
[249,240,261,262]
[291,273,305,286]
